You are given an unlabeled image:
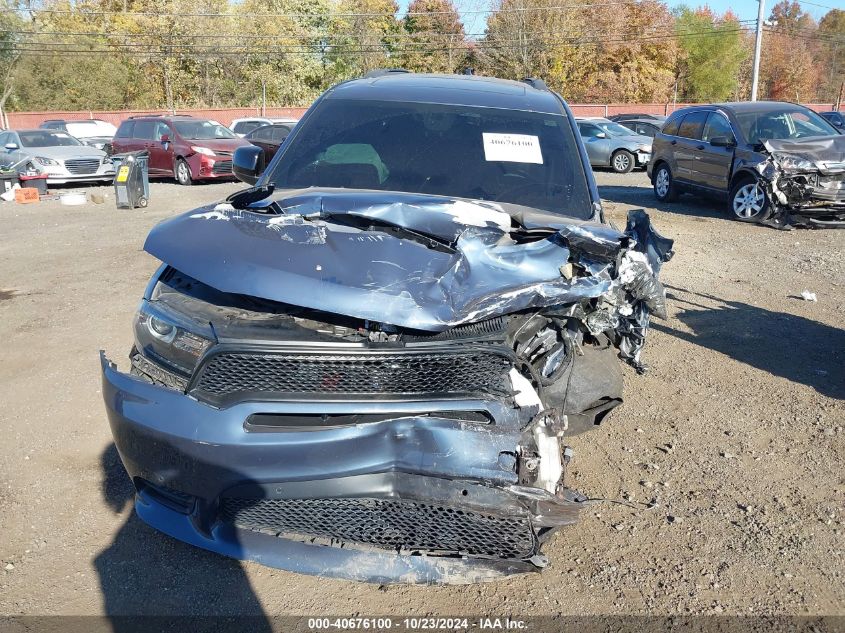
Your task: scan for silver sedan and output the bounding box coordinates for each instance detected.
[0,129,115,184]
[576,117,653,173]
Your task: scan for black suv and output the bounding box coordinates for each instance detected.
[648,101,844,227]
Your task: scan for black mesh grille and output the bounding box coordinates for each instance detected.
[192,350,512,399]
[221,497,536,559]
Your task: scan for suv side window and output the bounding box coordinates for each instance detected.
[827,113,842,126]
[133,120,157,140]
[701,113,734,143]
[271,125,291,142]
[115,121,134,138]
[677,111,708,140]
[662,115,681,136]
[251,126,273,141]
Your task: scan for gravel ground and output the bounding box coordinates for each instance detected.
[0,172,842,618]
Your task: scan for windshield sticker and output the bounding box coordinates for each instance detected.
[482,133,543,164]
[53,133,70,138]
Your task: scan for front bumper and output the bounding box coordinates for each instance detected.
[188,154,235,181]
[636,151,651,166]
[43,166,115,184]
[101,352,580,583]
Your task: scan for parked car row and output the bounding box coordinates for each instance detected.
[0,114,299,187]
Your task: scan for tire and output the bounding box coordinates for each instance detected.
[137,196,148,208]
[175,158,193,186]
[652,163,679,202]
[729,176,770,223]
[610,149,635,174]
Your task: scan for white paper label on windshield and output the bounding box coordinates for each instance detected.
[482,133,543,164]
[54,133,70,138]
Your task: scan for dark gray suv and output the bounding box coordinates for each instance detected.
[648,101,845,228]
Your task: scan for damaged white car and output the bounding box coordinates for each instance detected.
[101,71,673,583]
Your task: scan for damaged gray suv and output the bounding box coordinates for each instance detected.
[649,101,845,228]
[101,71,673,583]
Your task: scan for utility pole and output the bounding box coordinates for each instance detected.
[750,0,765,101]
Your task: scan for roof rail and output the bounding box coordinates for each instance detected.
[363,68,410,79]
[521,77,549,91]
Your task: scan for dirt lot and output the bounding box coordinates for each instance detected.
[0,172,843,618]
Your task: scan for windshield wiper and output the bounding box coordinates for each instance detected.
[321,213,456,253]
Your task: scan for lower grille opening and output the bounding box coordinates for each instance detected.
[221,497,537,560]
[244,410,493,431]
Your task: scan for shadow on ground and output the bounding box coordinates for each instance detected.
[94,444,273,632]
[598,183,727,221]
[655,286,845,400]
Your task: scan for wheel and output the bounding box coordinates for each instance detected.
[653,163,679,202]
[729,176,770,223]
[175,158,193,186]
[137,196,148,208]
[610,149,635,174]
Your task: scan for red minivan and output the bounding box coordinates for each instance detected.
[112,115,250,185]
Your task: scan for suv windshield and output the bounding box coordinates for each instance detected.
[172,120,236,140]
[736,107,838,144]
[19,131,82,147]
[267,99,592,219]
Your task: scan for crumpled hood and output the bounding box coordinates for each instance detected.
[764,136,845,173]
[144,189,672,332]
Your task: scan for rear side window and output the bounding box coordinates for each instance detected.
[133,120,157,140]
[115,121,134,138]
[234,121,264,135]
[662,115,681,136]
[677,111,708,139]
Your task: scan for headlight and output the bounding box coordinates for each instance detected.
[191,146,216,157]
[133,302,214,379]
[34,156,58,165]
[101,155,112,165]
[639,144,652,153]
[773,153,815,171]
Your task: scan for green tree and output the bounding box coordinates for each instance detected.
[400,0,467,73]
[674,6,748,102]
[327,0,401,80]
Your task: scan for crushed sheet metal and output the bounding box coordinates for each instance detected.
[753,137,845,229]
[145,190,673,369]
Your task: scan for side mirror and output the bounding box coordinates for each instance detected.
[4,142,18,151]
[160,134,170,144]
[232,145,265,185]
[595,132,607,139]
[710,136,735,147]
